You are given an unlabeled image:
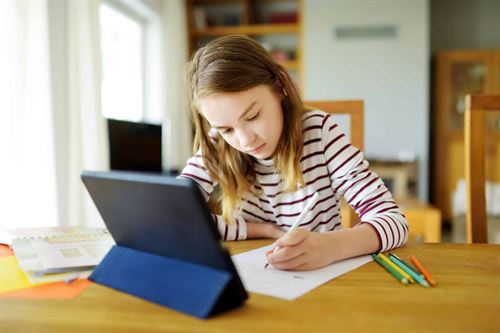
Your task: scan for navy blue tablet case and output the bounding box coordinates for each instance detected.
[81,171,248,318]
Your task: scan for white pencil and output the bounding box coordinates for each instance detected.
[264,192,320,268]
[287,192,320,232]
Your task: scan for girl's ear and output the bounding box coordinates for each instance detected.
[272,72,288,99]
[277,70,289,97]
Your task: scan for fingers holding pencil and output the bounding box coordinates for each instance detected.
[265,229,309,269]
[264,192,320,269]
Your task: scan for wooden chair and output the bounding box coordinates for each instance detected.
[464,94,500,243]
[305,100,364,152]
[306,100,443,243]
[304,100,364,227]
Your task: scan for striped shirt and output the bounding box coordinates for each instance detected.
[179,110,408,252]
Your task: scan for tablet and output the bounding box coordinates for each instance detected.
[81,170,247,300]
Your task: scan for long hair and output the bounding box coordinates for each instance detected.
[185,35,304,223]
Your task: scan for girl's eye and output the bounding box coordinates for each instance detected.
[248,112,259,121]
[220,128,233,134]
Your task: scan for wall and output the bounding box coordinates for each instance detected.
[303,0,429,201]
[141,0,162,13]
[431,0,500,52]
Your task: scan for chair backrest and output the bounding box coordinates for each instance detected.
[304,100,364,151]
[304,100,364,227]
[464,94,500,243]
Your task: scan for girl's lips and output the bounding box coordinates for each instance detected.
[248,143,266,154]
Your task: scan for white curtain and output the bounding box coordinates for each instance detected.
[0,0,58,229]
[65,0,108,227]
[0,0,108,230]
[162,0,192,171]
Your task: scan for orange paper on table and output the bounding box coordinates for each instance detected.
[0,244,13,257]
[0,250,92,298]
[1,279,92,299]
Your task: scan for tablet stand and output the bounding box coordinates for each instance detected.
[89,245,246,318]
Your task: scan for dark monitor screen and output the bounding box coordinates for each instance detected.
[108,119,162,172]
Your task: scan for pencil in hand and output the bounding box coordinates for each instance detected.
[264,192,320,269]
[264,246,279,269]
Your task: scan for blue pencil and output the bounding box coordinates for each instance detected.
[388,252,423,277]
[388,253,429,288]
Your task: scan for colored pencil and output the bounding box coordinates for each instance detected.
[377,253,415,283]
[410,255,437,287]
[371,254,408,285]
[388,254,430,288]
[388,252,422,277]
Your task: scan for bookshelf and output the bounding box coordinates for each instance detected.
[186,0,303,92]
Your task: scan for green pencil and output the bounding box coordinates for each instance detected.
[371,254,408,285]
[388,254,430,288]
[388,252,422,277]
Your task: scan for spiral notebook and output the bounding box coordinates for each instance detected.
[7,227,114,275]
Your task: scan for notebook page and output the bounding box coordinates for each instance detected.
[232,245,372,300]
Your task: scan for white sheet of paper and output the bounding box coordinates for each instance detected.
[231,245,372,300]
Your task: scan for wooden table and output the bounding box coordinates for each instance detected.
[1,241,499,332]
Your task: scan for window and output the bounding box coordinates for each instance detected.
[99,2,145,122]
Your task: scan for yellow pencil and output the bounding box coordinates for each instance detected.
[377,253,415,283]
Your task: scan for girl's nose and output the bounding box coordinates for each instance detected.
[237,128,256,148]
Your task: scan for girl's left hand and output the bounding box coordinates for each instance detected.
[265,229,335,271]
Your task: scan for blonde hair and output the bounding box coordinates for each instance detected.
[185,35,305,223]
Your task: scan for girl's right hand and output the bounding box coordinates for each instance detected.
[246,222,285,239]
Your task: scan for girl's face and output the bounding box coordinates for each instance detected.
[198,84,284,159]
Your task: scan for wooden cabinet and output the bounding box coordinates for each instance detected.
[185,0,303,91]
[432,50,500,223]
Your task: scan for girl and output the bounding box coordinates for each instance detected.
[180,35,408,271]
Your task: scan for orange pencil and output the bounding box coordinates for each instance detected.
[410,255,437,287]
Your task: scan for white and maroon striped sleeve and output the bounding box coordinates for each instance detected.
[178,153,247,241]
[179,153,214,201]
[320,114,408,251]
[213,214,247,242]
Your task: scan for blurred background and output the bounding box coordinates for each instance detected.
[0,0,499,243]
